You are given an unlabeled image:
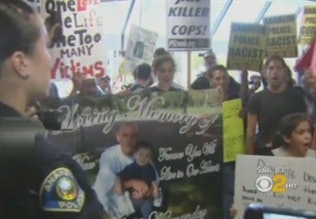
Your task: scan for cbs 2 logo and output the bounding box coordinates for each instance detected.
[255,174,297,193]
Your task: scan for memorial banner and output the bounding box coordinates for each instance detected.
[124,25,159,73]
[264,14,298,58]
[166,0,210,50]
[299,5,316,45]
[234,155,316,219]
[41,0,107,79]
[227,23,267,72]
[46,89,224,219]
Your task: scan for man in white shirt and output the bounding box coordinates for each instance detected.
[93,122,153,218]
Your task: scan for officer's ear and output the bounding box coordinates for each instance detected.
[10,51,31,79]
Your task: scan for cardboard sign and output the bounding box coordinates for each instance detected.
[299,5,316,45]
[234,155,316,219]
[124,25,159,73]
[227,23,267,72]
[41,0,107,79]
[166,0,210,50]
[46,89,224,219]
[223,99,245,163]
[264,14,298,58]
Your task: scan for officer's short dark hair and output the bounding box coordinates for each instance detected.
[0,0,39,69]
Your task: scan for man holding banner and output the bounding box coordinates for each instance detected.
[94,122,158,218]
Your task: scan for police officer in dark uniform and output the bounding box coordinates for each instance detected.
[0,1,103,218]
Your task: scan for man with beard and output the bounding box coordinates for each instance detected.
[246,55,307,155]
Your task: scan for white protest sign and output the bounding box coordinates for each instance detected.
[234,155,316,219]
[167,0,210,50]
[124,25,158,73]
[41,0,107,79]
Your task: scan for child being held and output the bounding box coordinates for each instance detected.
[114,140,159,219]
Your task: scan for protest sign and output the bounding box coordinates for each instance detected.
[264,14,298,58]
[124,25,159,73]
[223,99,244,163]
[227,23,267,72]
[41,0,107,79]
[299,5,316,45]
[166,0,210,50]
[234,155,316,219]
[45,89,224,219]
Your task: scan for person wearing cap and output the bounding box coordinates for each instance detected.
[190,49,217,90]
[190,49,241,98]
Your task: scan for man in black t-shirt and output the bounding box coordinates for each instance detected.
[246,55,307,155]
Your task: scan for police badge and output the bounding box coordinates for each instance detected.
[40,168,85,212]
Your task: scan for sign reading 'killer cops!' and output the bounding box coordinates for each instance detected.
[47,89,224,219]
[166,0,210,50]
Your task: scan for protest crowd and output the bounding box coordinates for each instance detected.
[0,0,316,219]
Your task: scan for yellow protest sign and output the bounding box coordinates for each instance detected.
[227,23,267,72]
[299,5,316,45]
[264,14,298,58]
[223,98,245,163]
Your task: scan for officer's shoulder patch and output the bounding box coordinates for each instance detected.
[40,167,85,212]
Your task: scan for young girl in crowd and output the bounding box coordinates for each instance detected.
[271,113,315,157]
[147,54,184,92]
[230,112,315,218]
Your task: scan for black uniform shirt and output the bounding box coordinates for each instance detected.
[0,102,103,219]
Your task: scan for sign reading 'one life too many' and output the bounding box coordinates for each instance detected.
[41,0,107,79]
[167,0,210,50]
